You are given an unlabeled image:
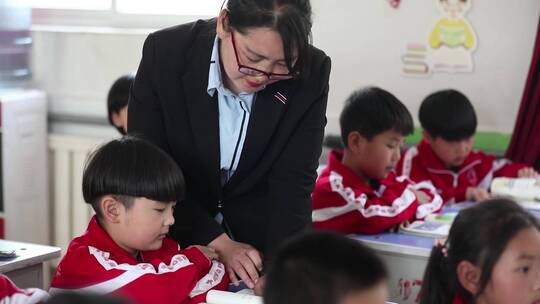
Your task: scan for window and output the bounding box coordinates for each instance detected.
[116,0,223,16]
[15,0,111,10]
[14,0,224,28]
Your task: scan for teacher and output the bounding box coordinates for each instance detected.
[128,0,331,289]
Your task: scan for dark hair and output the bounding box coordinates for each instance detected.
[82,136,185,218]
[339,86,414,147]
[419,89,477,141]
[224,0,312,78]
[107,74,134,135]
[264,231,388,304]
[46,292,129,304]
[420,199,540,304]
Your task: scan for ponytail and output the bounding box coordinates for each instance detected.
[420,242,455,304]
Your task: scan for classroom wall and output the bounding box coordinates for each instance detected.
[30,0,540,137]
[31,27,147,137]
[311,0,540,135]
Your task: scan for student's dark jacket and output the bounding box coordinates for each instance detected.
[128,18,331,260]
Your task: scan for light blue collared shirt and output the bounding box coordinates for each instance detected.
[207,37,256,184]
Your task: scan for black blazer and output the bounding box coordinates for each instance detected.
[128,18,331,258]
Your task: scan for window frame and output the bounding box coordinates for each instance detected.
[28,1,220,29]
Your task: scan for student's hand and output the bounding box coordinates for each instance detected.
[208,233,263,289]
[389,223,400,233]
[518,167,539,178]
[253,275,266,296]
[189,245,219,261]
[410,188,430,204]
[390,220,409,233]
[466,187,491,202]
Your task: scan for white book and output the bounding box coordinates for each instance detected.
[203,290,399,304]
[205,290,263,304]
[490,177,540,209]
[399,220,451,238]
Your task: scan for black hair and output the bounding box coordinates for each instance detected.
[264,231,388,304]
[339,86,414,147]
[46,292,129,304]
[82,136,185,218]
[224,0,312,78]
[420,198,540,304]
[419,89,477,141]
[107,74,134,135]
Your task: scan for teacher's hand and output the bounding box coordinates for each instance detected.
[253,275,266,296]
[208,233,263,289]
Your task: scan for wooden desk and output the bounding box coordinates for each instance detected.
[0,239,61,289]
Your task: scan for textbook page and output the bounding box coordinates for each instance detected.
[491,177,540,210]
[205,290,263,304]
[399,220,451,238]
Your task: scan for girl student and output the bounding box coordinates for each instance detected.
[420,198,540,304]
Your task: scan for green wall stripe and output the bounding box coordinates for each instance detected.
[405,128,512,154]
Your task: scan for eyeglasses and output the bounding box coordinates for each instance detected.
[230,31,294,81]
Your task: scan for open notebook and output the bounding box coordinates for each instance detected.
[491,177,540,210]
[398,212,457,238]
[203,290,263,304]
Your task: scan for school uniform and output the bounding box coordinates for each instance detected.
[398,140,527,203]
[0,275,48,304]
[128,18,331,258]
[312,150,443,234]
[452,293,468,304]
[50,217,228,304]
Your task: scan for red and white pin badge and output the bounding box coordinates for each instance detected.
[274,91,287,105]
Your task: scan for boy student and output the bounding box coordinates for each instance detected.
[50,137,228,304]
[264,231,389,304]
[398,89,538,203]
[107,74,133,135]
[312,87,443,234]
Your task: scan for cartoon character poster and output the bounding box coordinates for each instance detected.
[429,0,477,72]
[401,0,478,76]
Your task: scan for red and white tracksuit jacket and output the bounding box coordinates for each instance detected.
[50,216,228,304]
[312,150,443,234]
[0,275,48,303]
[398,140,527,203]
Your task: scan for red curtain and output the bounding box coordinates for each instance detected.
[506,17,540,170]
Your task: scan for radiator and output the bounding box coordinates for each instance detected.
[48,134,107,250]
